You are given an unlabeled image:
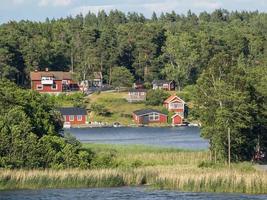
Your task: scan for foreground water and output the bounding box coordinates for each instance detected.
[68,127,208,149]
[1,187,266,200]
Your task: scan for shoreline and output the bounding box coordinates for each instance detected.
[69,123,200,128]
[0,144,266,194]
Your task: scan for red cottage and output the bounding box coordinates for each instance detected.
[58,107,87,127]
[163,95,185,113]
[30,69,79,94]
[133,109,167,125]
[164,95,185,125]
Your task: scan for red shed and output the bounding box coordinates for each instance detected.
[59,107,87,127]
[133,109,167,125]
[171,113,184,125]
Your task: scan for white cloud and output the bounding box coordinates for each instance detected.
[72,5,116,16]
[12,0,25,5]
[71,0,223,17]
[38,0,72,7]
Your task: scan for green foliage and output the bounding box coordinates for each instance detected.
[52,93,86,107]
[0,80,94,169]
[111,66,134,89]
[146,89,169,106]
[90,150,117,169]
[195,53,266,161]
[91,103,111,116]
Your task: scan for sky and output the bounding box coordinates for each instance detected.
[1,0,267,24]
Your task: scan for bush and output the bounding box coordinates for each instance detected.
[146,89,169,106]
[90,150,117,168]
[91,103,111,116]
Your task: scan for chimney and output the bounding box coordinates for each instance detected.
[45,68,49,72]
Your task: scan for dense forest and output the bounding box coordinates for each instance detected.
[0,9,266,163]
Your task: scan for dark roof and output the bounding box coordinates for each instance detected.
[133,109,166,116]
[129,89,147,93]
[30,71,73,81]
[58,107,87,115]
[152,80,173,85]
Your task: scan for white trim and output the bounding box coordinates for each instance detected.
[171,113,184,119]
[69,115,74,121]
[77,115,83,121]
[165,96,185,104]
[135,112,167,117]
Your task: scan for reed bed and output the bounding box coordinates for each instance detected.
[0,144,266,194]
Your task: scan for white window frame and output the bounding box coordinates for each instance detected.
[69,115,74,121]
[149,112,160,121]
[170,102,183,109]
[36,84,43,90]
[77,115,82,121]
[62,80,68,84]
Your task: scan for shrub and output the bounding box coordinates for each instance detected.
[91,103,111,116]
[146,89,169,106]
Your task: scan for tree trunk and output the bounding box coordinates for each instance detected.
[228,127,231,168]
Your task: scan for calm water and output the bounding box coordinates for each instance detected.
[0,187,266,200]
[67,127,208,149]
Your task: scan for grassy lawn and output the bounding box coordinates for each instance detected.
[87,92,165,125]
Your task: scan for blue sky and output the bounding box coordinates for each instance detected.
[1,0,267,24]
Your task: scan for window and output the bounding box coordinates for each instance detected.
[36,84,43,90]
[51,84,57,90]
[63,115,66,121]
[69,115,74,121]
[77,115,82,121]
[149,113,159,121]
[170,103,183,109]
[62,80,68,84]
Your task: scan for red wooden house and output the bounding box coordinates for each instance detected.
[133,109,167,125]
[30,69,79,94]
[164,95,185,125]
[58,107,87,127]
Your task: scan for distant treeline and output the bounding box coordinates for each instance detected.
[0,9,266,89]
[0,9,266,163]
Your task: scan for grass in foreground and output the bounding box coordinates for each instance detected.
[0,144,266,194]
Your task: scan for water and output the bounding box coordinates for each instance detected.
[0,187,266,200]
[67,127,208,149]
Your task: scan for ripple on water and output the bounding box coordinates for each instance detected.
[0,187,267,200]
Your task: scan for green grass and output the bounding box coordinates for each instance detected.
[0,144,266,194]
[87,92,165,125]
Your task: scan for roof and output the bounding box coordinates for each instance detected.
[171,113,184,118]
[58,107,87,115]
[133,109,167,116]
[129,89,147,93]
[152,80,173,85]
[164,95,185,104]
[30,71,73,81]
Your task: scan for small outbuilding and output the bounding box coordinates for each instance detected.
[127,89,147,103]
[58,107,87,127]
[133,109,167,125]
[152,80,175,91]
[171,113,184,125]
